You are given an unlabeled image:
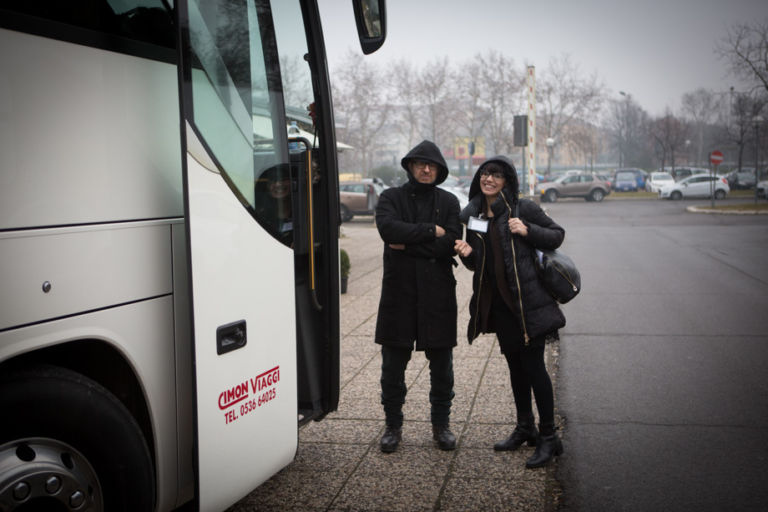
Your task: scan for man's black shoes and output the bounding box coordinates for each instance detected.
[432,424,456,451]
[380,426,402,453]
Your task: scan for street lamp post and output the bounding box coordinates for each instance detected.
[756,122,760,205]
[619,91,631,168]
[546,137,555,176]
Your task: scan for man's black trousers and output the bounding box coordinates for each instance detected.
[380,345,455,427]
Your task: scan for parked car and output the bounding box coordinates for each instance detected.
[613,170,639,192]
[658,174,730,200]
[438,176,469,209]
[670,167,708,182]
[646,171,675,192]
[725,168,757,189]
[595,173,613,189]
[613,168,647,190]
[757,180,768,198]
[516,170,545,189]
[535,172,611,202]
[339,180,381,221]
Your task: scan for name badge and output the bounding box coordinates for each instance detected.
[467,216,488,233]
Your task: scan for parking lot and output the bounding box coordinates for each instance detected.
[229,197,768,511]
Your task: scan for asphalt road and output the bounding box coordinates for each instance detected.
[545,198,768,511]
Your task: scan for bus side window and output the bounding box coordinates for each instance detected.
[3,1,175,49]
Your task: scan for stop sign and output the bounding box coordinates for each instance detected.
[710,150,724,166]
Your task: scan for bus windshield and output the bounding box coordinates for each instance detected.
[186,0,292,242]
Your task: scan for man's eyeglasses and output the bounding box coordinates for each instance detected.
[413,161,438,172]
[480,169,505,180]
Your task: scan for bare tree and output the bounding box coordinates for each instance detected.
[331,50,390,176]
[605,93,651,168]
[681,88,721,166]
[717,20,768,95]
[720,91,766,170]
[537,54,604,170]
[388,59,421,150]
[478,51,524,156]
[651,109,689,172]
[454,58,490,148]
[279,54,313,111]
[568,121,603,171]
[416,57,457,151]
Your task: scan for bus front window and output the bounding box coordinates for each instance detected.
[186,0,292,244]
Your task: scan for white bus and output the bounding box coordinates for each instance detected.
[0,1,385,510]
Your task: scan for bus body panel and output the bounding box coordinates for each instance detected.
[0,222,173,330]
[0,28,182,230]
[0,296,182,511]
[0,0,386,508]
[171,222,196,505]
[184,148,299,511]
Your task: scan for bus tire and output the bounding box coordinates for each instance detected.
[0,364,155,512]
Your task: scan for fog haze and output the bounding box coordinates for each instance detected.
[319,0,767,116]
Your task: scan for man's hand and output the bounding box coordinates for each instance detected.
[454,240,472,257]
[435,225,446,238]
[389,243,405,250]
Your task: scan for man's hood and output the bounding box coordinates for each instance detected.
[467,155,519,200]
[401,140,449,186]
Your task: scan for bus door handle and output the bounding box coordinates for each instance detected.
[216,320,247,355]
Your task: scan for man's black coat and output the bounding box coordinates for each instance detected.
[374,141,461,350]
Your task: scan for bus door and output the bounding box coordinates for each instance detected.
[177,1,301,509]
[269,0,386,422]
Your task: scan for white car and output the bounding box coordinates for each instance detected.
[646,171,674,192]
[438,183,469,209]
[658,174,730,200]
[757,180,768,198]
[437,176,470,209]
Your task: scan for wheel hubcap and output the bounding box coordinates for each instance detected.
[0,438,103,511]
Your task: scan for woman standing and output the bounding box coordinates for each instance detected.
[454,156,566,468]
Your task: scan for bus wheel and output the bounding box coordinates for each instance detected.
[0,364,155,512]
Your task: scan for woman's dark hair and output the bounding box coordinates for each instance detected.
[481,162,506,176]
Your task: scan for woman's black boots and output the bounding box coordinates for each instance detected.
[525,423,563,468]
[494,414,538,451]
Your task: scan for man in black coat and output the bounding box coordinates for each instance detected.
[374,140,461,453]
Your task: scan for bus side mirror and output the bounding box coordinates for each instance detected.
[352,0,386,55]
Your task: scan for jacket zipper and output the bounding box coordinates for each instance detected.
[470,231,485,341]
[500,194,530,345]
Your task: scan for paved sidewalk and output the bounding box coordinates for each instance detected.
[229,218,562,511]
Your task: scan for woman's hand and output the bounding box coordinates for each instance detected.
[454,240,473,257]
[508,217,528,236]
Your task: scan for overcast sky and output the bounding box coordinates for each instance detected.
[318,0,767,117]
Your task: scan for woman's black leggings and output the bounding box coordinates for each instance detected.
[503,345,555,430]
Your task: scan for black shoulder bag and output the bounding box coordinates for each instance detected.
[515,202,581,304]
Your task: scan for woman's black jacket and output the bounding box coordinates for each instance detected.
[374,183,461,350]
[459,191,566,347]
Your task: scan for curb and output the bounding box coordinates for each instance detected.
[686,205,768,215]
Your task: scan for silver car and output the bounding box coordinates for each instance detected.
[535,173,611,202]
